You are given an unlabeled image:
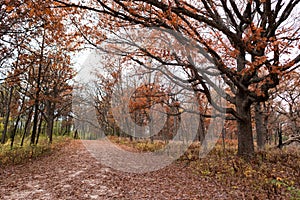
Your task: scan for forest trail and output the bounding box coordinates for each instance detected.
[0,140,240,199]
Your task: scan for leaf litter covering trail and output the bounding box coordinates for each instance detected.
[1,140,241,199]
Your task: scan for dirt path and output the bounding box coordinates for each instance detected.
[0,140,240,199]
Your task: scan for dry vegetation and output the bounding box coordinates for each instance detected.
[110,136,300,199]
[0,138,299,199]
[0,136,71,166]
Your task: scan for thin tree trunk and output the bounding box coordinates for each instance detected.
[11,114,21,149]
[31,28,45,145]
[74,129,78,139]
[222,127,226,152]
[1,87,13,144]
[21,108,33,146]
[35,114,43,145]
[277,123,283,149]
[150,112,154,144]
[31,103,40,144]
[66,117,72,135]
[45,100,55,144]
[11,87,28,148]
[8,47,22,148]
[47,115,54,144]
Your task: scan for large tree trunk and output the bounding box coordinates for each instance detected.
[236,93,254,157]
[255,102,267,149]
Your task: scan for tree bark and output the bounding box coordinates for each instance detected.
[31,102,40,144]
[31,28,45,145]
[11,86,28,148]
[1,87,13,144]
[197,114,207,150]
[45,99,56,144]
[221,127,226,152]
[35,114,43,145]
[255,102,267,149]
[277,123,283,149]
[11,114,20,149]
[236,93,254,157]
[21,108,33,146]
[46,114,54,144]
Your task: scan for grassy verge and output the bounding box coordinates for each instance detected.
[108,135,166,152]
[184,145,300,199]
[0,136,72,167]
[109,136,300,199]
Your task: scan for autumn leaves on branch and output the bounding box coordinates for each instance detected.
[1,0,299,157]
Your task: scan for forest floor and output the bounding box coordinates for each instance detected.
[0,139,299,200]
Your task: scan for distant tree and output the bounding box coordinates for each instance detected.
[274,71,300,147]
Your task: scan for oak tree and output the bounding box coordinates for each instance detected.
[55,0,300,157]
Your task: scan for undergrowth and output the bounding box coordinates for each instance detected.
[0,136,71,166]
[108,136,166,152]
[183,144,300,199]
[109,136,300,199]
